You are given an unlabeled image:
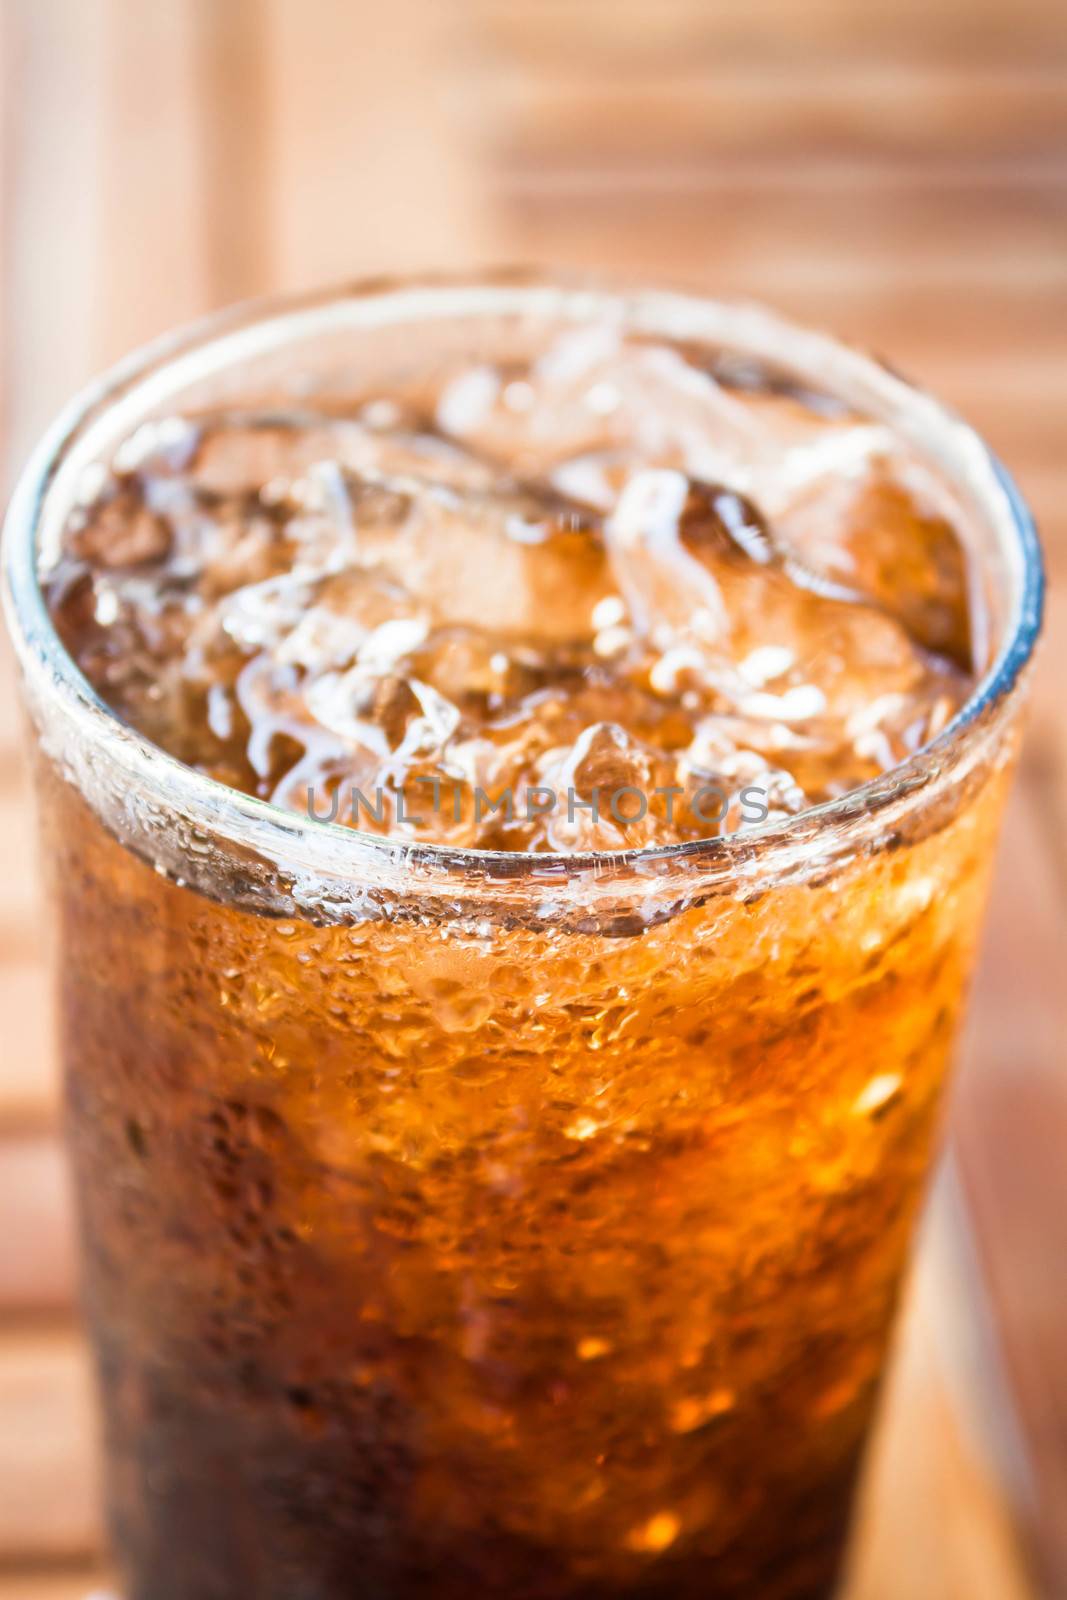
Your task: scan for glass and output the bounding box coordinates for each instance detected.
[1,276,1044,1600]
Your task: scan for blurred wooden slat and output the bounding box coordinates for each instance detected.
[0,967,56,1133]
[0,1580,114,1600]
[1021,586,1067,890]
[92,0,211,364]
[470,0,1067,71]
[261,0,500,287]
[952,594,1067,1594]
[962,632,1067,1084]
[847,1204,1032,1600]
[191,0,271,309]
[0,1139,73,1310]
[956,1082,1067,1594]
[2,0,210,479]
[480,68,1067,168]
[497,185,1066,291]
[1,0,110,488]
[2,0,252,482]
[0,640,24,766]
[0,1331,99,1562]
[0,778,43,959]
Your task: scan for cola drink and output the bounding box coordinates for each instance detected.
[3,280,1042,1599]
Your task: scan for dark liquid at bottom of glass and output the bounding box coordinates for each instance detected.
[97,1340,858,1600]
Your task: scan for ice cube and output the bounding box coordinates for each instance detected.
[348,474,611,643]
[604,470,728,647]
[534,721,679,852]
[433,330,765,481]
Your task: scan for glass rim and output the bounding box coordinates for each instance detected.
[0,269,1046,895]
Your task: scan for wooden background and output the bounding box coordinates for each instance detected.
[0,2,1065,1595]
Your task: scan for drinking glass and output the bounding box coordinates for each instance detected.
[1,277,1044,1600]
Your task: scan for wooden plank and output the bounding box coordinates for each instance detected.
[261,0,499,289]
[0,556,50,1119]
[470,0,1067,72]
[92,0,211,366]
[0,964,57,1133]
[0,639,25,770]
[1015,583,1067,887]
[955,1081,1067,1594]
[0,1138,74,1311]
[847,1200,1032,1600]
[0,778,43,962]
[0,1578,114,1600]
[0,1330,99,1562]
[1,0,282,497]
[2,0,215,488]
[481,68,1067,168]
[190,0,272,308]
[1,0,110,489]
[951,588,1067,1595]
[496,182,1067,283]
[960,648,1067,1087]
